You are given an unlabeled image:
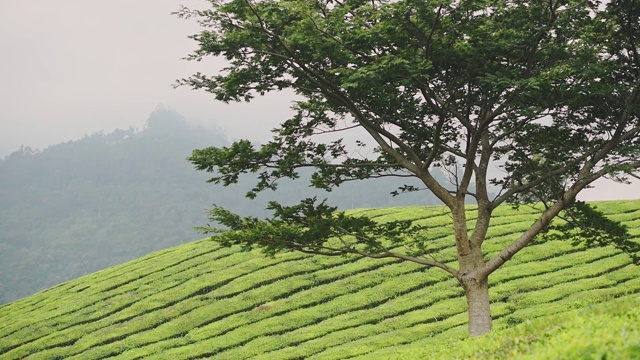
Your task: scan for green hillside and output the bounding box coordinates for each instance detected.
[1,201,639,359]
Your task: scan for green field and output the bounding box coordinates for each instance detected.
[1,201,639,359]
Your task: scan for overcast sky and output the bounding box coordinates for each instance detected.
[0,0,637,200]
[0,0,294,157]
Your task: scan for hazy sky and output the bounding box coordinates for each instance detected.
[0,1,637,200]
[0,0,293,157]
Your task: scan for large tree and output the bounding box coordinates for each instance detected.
[175,0,640,336]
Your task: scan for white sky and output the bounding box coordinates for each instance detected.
[0,0,292,157]
[0,0,637,201]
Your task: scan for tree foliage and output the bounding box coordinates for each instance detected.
[177,0,640,335]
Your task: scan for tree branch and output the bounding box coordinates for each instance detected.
[479,160,630,279]
[357,250,459,277]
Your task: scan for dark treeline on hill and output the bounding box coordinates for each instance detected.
[0,106,448,304]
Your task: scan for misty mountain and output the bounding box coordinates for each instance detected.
[0,106,445,304]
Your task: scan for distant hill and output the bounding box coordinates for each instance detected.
[0,106,227,304]
[0,201,638,359]
[0,106,446,304]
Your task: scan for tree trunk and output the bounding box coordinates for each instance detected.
[451,201,492,336]
[462,277,492,336]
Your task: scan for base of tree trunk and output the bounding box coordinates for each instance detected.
[464,277,492,336]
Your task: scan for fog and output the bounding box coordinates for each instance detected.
[0,0,638,201]
[0,0,293,158]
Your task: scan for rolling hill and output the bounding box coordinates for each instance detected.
[0,200,639,359]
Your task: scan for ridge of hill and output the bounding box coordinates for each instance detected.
[1,200,639,359]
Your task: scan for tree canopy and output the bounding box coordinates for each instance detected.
[176,0,640,336]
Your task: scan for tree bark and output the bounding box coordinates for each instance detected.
[450,201,492,336]
[462,276,492,336]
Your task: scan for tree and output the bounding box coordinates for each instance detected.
[175,0,640,336]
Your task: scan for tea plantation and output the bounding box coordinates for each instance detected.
[1,201,639,359]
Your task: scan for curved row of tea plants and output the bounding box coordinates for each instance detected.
[0,200,638,359]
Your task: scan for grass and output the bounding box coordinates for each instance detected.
[0,200,639,359]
